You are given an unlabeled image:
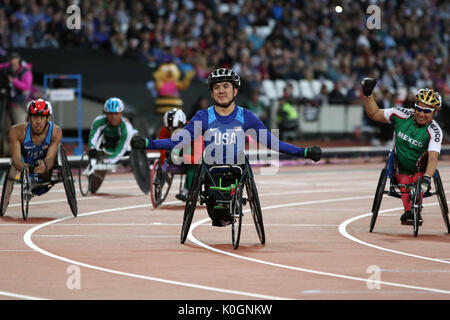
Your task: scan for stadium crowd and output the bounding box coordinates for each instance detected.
[1,0,449,104]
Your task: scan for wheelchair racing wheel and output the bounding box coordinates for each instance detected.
[150,159,172,208]
[231,181,244,250]
[58,144,78,217]
[1,165,16,216]
[433,170,449,233]
[411,177,423,237]
[130,148,151,195]
[369,167,387,232]
[245,175,265,245]
[78,152,91,196]
[20,166,31,221]
[180,165,202,244]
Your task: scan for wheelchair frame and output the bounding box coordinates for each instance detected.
[180,156,265,250]
[370,149,450,236]
[1,143,78,220]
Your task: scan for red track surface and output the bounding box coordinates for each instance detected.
[1,159,450,300]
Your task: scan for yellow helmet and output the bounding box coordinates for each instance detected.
[415,88,442,109]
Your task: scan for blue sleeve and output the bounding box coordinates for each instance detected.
[149,111,206,150]
[244,109,305,157]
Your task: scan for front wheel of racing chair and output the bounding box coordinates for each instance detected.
[78,151,91,196]
[411,177,423,237]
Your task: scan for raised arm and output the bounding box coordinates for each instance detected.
[360,78,389,124]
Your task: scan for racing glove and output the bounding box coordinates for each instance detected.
[131,135,151,150]
[420,174,431,193]
[304,146,322,162]
[360,78,377,97]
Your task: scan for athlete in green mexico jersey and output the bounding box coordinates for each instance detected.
[88,97,137,164]
[361,78,443,224]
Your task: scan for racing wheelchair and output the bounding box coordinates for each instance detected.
[78,147,151,196]
[180,155,265,250]
[1,144,78,220]
[150,149,190,208]
[370,149,449,237]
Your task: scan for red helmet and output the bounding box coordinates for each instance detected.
[27,99,53,116]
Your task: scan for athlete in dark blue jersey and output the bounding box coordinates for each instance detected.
[8,99,62,177]
[131,68,321,164]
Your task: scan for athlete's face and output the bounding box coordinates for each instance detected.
[30,115,49,135]
[211,81,237,108]
[106,112,123,126]
[414,101,435,126]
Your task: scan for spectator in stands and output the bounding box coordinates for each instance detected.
[328,82,347,105]
[1,0,448,115]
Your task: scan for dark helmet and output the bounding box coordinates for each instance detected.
[207,68,241,90]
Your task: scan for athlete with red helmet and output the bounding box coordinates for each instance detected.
[8,99,62,176]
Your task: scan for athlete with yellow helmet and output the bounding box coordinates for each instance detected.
[361,78,443,225]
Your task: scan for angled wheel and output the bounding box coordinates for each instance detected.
[130,148,151,194]
[433,170,450,233]
[1,165,16,216]
[180,165,202,244]
[245,176,265,245]
[58,144,78,217]
[150,159,172,208]
[20,167,31,221]
[411,178,423,237]
[370,168,387,232]
[231,182,244,250]
[78,152,91,196]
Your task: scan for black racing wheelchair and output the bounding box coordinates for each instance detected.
[78,142,151,196]
[180,155,265,250]
[1,144,78,220]
[370,149,449,237]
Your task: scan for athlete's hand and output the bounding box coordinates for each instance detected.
[34,159,47,175]
[420,174,431,193]
[360,78,377,97]
[305,146,322,162]
[131,135,149,150]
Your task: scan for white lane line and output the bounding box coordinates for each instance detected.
[0,290,47,300]
[187,200,450,295]
[338,203,450,265]
[23,202,289,300]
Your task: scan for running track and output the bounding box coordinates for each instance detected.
[1,159,450,300]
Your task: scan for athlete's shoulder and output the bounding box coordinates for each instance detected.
[428,120,443,141]
[9,122,27,139]
[93,114,107,123]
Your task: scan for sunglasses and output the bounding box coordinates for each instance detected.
[415,104,434,114]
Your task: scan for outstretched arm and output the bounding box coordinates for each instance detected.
[245,111,321,161]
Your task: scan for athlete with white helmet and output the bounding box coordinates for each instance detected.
[87,97,137,164]
[361,78,443,224]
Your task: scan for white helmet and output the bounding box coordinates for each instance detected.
[163,109,187,129]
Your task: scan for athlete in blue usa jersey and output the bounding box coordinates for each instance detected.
[131,68,321,164]
[8,99,62,179]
